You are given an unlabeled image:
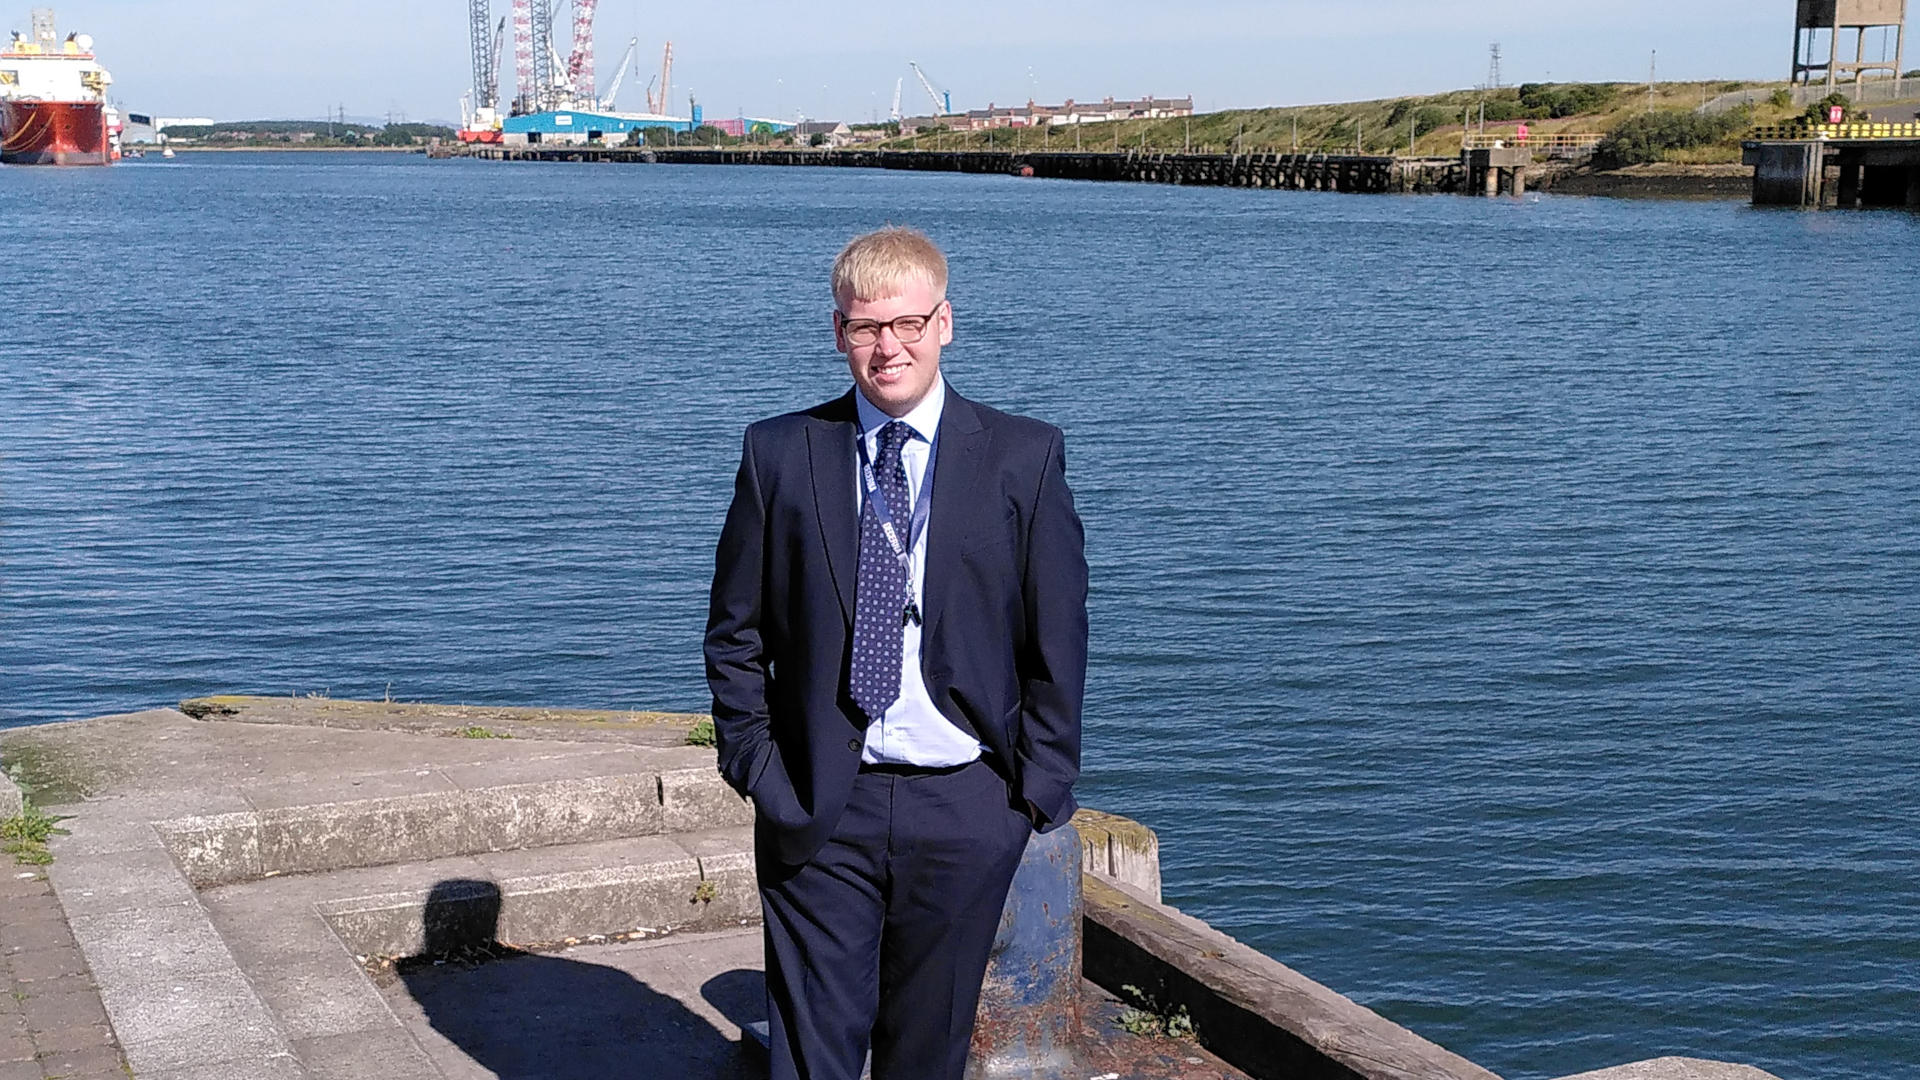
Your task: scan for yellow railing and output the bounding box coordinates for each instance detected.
[1748,122,1920,141]
[1461,132,1604,151]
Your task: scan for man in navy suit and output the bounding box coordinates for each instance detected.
[705,227,1087,1080]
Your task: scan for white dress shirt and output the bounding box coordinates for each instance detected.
[853,376,984,767]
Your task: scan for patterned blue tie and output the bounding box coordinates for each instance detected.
[850,421,914,723]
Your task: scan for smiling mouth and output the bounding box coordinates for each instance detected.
[871,360,911,379]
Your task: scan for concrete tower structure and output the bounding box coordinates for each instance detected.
[1793,0,1907,91]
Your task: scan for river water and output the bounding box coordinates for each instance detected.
[3,153,1916,1079]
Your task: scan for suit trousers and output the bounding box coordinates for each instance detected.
[758,759,1032,1080]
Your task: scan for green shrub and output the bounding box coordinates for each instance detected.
[1769,89,1793,109]
[1479,97,1531,123]
[1801,92,1852,124]
[685,718,717,747]
[1385,100,1458,134]
[1518,82,1618,118]
[1114,984,1197,1040]
[2,798,69,866]
[1593,108,1745,167]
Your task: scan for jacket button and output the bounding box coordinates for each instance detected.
[848,739,862,752]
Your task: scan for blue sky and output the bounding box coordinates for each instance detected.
[43,1,1796,124]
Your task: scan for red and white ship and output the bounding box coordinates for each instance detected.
[1,9,115,165]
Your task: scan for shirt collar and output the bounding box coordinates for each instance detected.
[855,373,946,445]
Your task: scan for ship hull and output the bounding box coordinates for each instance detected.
[1,100,110,165]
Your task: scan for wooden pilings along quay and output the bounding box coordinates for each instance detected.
[468,144,1475,195]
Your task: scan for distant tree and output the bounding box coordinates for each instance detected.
[1593,107,1746,168]
[1478,97,1530,123]
[1769,89,1793,109]
[374,122,456,145]
[1802,92,1853,124]
[1517,82,1618,118]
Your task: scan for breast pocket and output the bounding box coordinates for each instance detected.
[961,509,1019,557]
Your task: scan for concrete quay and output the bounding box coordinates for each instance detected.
[467,144,1473,196]
[1743,132,1920,207]
[2,698,1783,1080]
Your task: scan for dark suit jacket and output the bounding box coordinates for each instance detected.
[704,386,1088,866]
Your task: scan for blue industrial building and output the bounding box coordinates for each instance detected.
[502,111,691,143]
[500,108,795,144]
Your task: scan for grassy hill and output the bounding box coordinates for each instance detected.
[877,81,1807,163]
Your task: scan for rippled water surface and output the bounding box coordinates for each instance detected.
[3,153,1917,1080]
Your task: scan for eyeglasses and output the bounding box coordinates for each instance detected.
[837,303,944,347]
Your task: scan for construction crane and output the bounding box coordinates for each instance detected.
[511,0,559,112]
[511,0,532,113]
[468,0,496,111]
[909,62,950,116]
[565,0,597,104]
[889,77,901,122]
[487,15,506,102]
[644,41,674,115]
[598,36,638,111]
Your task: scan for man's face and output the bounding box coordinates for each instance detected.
[834,279,952,418]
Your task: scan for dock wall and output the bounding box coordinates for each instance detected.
[1083,875,1501,1080]
[1743,136,1920,207]
[2,700,1784,1080]
[471,144,1468,194]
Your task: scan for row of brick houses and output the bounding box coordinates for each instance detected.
[900,96,1194,134]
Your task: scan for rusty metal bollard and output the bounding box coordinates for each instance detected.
[966,824,1083,1079]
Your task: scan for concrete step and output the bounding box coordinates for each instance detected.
[153,758,752,887]
[195,827,756,1080]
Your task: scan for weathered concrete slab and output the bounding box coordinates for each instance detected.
[1074,806,1163,901]
[0,707,722,810]
[1553,1058,1784,1080]
[154,769,707,887]
[0,706,756,1080]
[0,765,22,818]
[379,927,1253,1080]
[179,694,706,746]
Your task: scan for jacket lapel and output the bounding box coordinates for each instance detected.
[808,392,860,625]
[922,389,989,650]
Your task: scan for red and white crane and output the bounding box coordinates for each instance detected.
[564,0,597,104]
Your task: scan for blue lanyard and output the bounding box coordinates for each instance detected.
[855,421,937,572]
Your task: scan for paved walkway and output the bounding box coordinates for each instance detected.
[0,870,128,1080]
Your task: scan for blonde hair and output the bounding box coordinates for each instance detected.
[831,227,949,308]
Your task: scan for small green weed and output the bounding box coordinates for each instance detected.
[452,726,511,740]
[691,879,718,905]
[2,797,70,866]
[685,719,717,748]
[1114,984,1196,1040]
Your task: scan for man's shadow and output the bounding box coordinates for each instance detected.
[397,879,767,1080]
